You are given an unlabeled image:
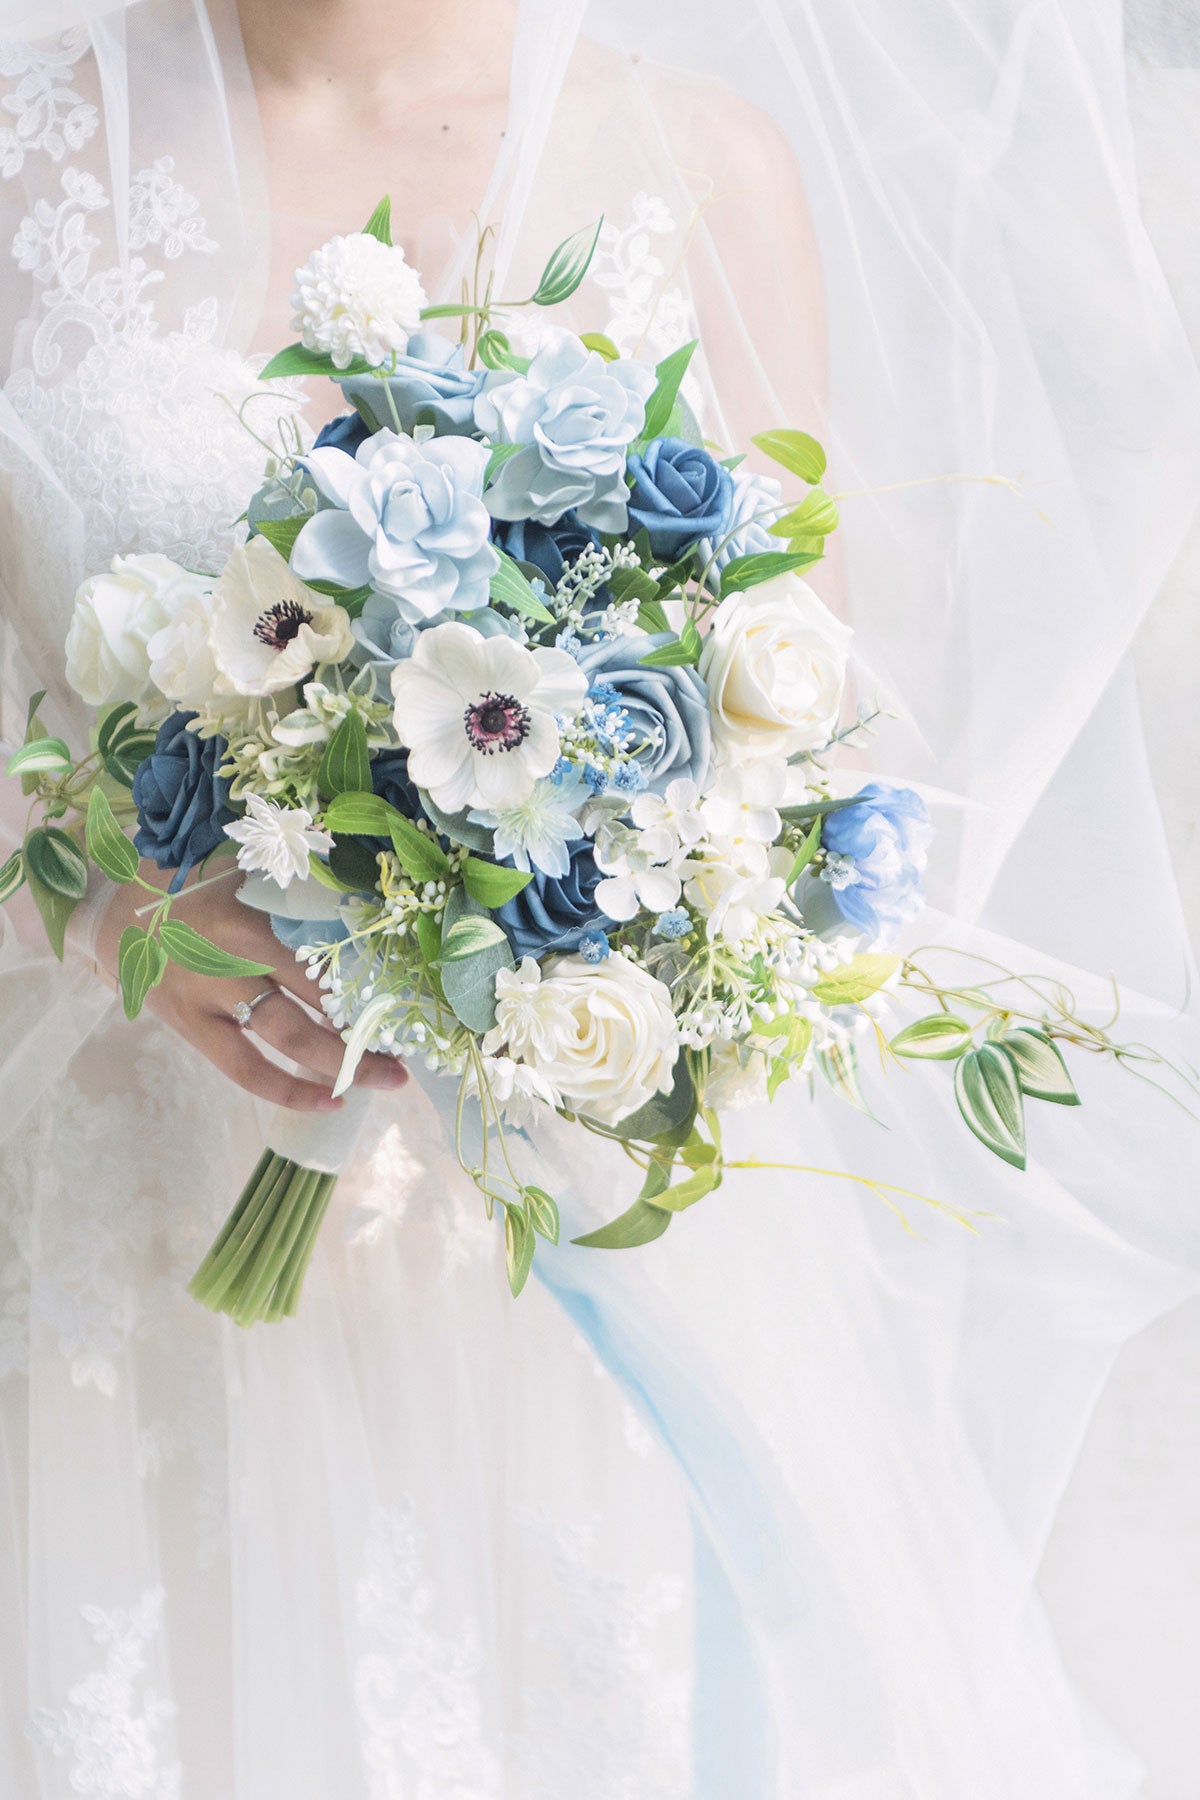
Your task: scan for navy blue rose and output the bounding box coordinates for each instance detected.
[492,511,602,594]
[498,839,605,960]
[313,410,369,458]
[573,632,711,794]
[132,712,235,893]
[626,437,733,559]
[338,331,486,436]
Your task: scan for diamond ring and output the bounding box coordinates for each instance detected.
[231,987,279,1029]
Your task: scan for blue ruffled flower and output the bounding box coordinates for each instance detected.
[626,437,733,559]
[492,511,601,593]
[573,633,711,794]
[338,331,487,436]
[820,783,931,940]
[132,712,235,893]
[497,839,606,959]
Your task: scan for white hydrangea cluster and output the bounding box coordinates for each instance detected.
[290,231,428,371]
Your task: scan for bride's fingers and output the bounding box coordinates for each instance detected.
[243,988,408,1090]
[180,1009,346,1112]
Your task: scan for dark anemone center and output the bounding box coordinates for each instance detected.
[464,691,531,755]
[254,599,312,650]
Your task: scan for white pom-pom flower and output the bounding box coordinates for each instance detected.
[290,232,428,371]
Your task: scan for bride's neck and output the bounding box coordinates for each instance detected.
[238,0,513,95]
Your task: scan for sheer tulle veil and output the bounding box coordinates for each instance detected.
[1,0,1198,1793]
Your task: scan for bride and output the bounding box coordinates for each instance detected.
[1,0,1197,1794]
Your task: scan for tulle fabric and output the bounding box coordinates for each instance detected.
[0,1,1198,1795]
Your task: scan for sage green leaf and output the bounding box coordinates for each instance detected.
[524,1185,560,1244]
[6,736,72,778]
[572,1197,674,1250]
[441,915,509,961]
[118,925,167,1021]
[640,339,698,442]
[644,1163,719,1213]
[415,908,441,970]
[318,708,371,798]
[605,1054,696,1143]
[25,825,88,900]
[24,690,47,739]
[477,331,529,373]
[461,855,532,908]
[258,343,376,381]
[785,816,822,885]
[440,922,513,1032]
[361,194,392,244]
[1003,1027,1081,1106]
[720,550,822,595]
[252,514,308,562]
[418,791,494,853]
[890,1014,974,1061]
[580,332,619,361]
[767,487,840,539]
[489,549,554,624]
[85,786,139,883]
[160,919,274,980]
[812,953,901,1007]
[954,1043,1026,1169]
[638,621,702,668]
[389,813,451,883]
[505,1206,536,1297]
[0,848,25,905]
[751,427,828,484]
[531,216,603,307]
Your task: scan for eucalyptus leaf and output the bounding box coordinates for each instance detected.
[418,791,494,853]
[640,339,698,443]
[461,855,533,907]
[439,921,513,1033]
[751,428,828,484]
[954,1044,1026,1169]
[25,825,88,900]
[530,216,603,307]
[441,915,509,961]
[318,708,371,798]
[890,1014,974,1061]
[812,953,901,1007]
[6,736,72,778]
[1002,1027,1080,1106]
[160,919,274,980]
[117,925,168,1021]
[572,1197,673,1250]
[85,786,139,883]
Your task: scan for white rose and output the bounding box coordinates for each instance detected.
[486,953,678,1126]
[699,573,852,760]
[64,554,211,707]
[146,586,221,706]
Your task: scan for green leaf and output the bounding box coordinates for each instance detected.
[607,564,660,608]
[318,708,371,798]
[439,918,514,1032]
[751,428,827,485]
[160,918,274,980]
[484,440,525,485]
[644,1162,719,1213]
[785,816,822,885]
[85,787,139,883]
[23,849,77,959]
[572,1197,674,1249]
[638,621,702,668]
[304,580,371,616]
[389,812,451,883]
[524,1185,560,1244]
[767,486,840,540]
[0,848,25,905]
[816,1040,873,1114]
[24,825,88,900]
[505,1206,536,1297]
[634,598,671,635]
[102,732,156,789]
[605,1054,696,1143]
[117,925,167,1021]
[361,195,392,244]
[323,791,398,836]
[441,914,509,961]
[720,550,822,595]
[327,835,383,892]
[307,851,362,894]
[812,953,901,1007]
[640,340,698,443]
[415,908,441,969]
[24,690,47,738]
[955,1043,1026,1169]
[1002,1027,1080,1106]
[489,549,554,624]
[531,216,603,307]
[418,791,494,853]
[477,330,529,373]
[890,1014,975,1061]
[258,343,377,381]
[461,855,532,908]
[580,332,619,361]
[6,736,72,778]
[252,513,308,562]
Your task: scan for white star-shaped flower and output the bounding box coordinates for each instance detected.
[224,794,335,889]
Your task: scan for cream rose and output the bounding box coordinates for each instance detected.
[485,953,678,1126]
[699,573,852,760]
[146,587,221,706]
[64,554,211,707]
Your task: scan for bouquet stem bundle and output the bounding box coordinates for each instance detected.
[188,1151,336,1325]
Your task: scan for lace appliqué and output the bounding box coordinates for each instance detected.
[0,27,97,180]
[130,156,218,259]
[354,1501,503,1798]
[591,191,698,369]
[28,1587,182,1798]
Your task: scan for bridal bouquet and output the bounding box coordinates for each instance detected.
[4,200,1105,1324]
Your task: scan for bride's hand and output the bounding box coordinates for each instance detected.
[95,862,408,1112]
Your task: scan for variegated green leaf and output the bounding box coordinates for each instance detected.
[954,1043,1026,1169]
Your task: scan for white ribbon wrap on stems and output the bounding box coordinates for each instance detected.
[263,1085,377,1177]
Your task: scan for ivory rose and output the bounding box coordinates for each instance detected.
[698,572,852,760]
[65,554,211,708]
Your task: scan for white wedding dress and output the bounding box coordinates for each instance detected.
[1,4,1198,1798]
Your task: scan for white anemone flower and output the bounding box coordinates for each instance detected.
[390,621,587,813]
[210,536,355,697]
[469,769,588,877]
[224,794,335,889]
[290,231,427,371]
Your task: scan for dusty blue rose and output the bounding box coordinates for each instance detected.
[132,711,234,893]
[821,783,931,939]
[626,437,733,559]
[475,328,656,532]
[573,632,711,794]
[338,332,486,436]
[492,511,602,593]
[498,840,605,959]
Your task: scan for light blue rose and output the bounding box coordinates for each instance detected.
[292,428,499,623]
[573,631,711,794]
[350,593,524,672]
[820,783,931,940]
[697,466,785,570]
[338,332,487,436]
[475,328,656,533]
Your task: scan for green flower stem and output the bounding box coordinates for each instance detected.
[188,1154,295,1312]
[229,1167,322,1327]
[189,1154,341,1327]
[268,1174,337,1321]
